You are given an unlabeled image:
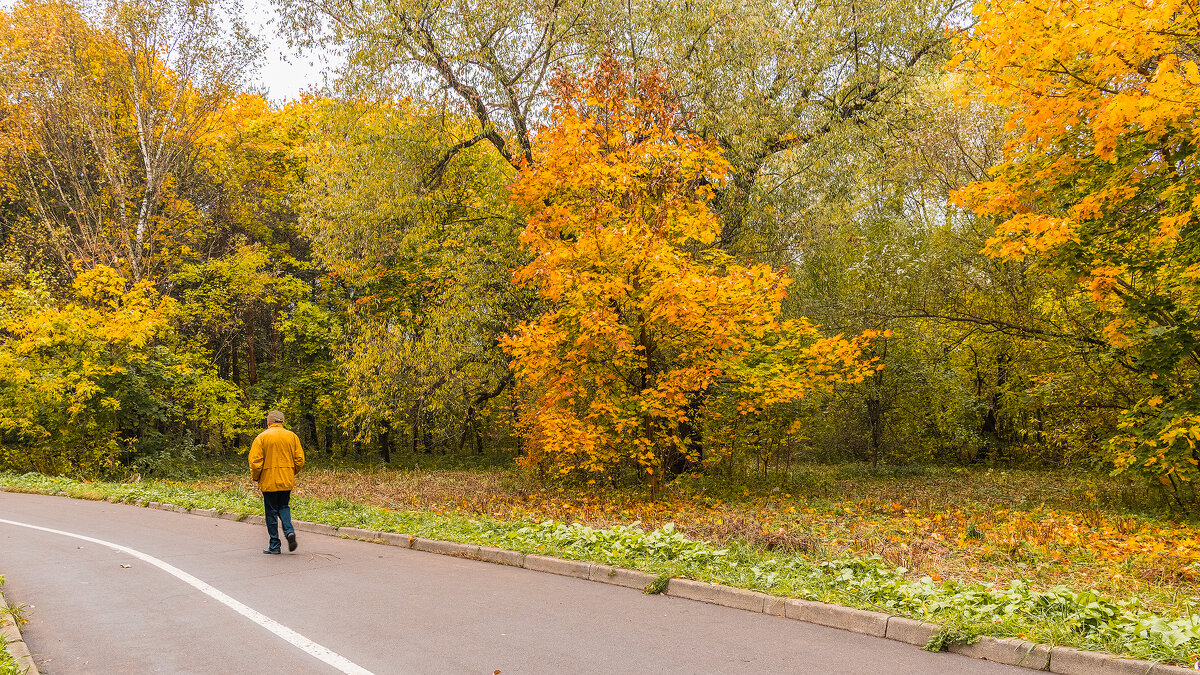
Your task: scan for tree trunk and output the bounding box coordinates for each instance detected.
[458,406,474,453]
[380,420,393,464]
[270,303,282,361]
[867,395,883,469]
[666,396,704,476]
[315,418,327,454]
[866,336,888,468]
[230,345,240,385]
[979,350,1009,460]
[245,305,258,385]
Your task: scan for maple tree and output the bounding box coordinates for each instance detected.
[954,0,1200,494]
[504,60,879,495]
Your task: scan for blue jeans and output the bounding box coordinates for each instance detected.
[263,490,294,553]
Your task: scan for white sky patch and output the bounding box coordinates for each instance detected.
[244,3,339,102]
[0,0,336,103]
[0,517,375,675]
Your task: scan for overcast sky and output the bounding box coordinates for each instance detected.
[244,3,338,102]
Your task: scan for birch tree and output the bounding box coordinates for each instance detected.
[0,0,257,281]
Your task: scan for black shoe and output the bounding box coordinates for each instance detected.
[287,533,297,552]
[263,549,281,555]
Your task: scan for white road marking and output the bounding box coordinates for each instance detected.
[0,517,374,675]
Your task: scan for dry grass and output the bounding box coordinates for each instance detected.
[191,462,1200,617]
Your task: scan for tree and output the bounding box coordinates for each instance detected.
[298,98,528,457]
[0,265,243,475]
[772,73,1138,467]
[0,0,258,282]
[954,0,1200,496]
[504,60,878,496]
[275,0,965,254]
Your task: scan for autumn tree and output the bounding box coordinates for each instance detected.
[274,0,965,256]
[769,71,1139,468]
[504,61,878,495]
[955,0,1200,496]
[0,0,258,282]
[0,265,243,475]
[180,97,347,452]
[0,5,351,469]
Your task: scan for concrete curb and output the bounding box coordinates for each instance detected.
[784,598,888,637]
[21,493,1200,674]
[588,564,655,590]
[411,538,479,558]
[523,554,592,580]
[1048,646,1193,674]
[885,616,939,646]
[379,532,414,548]
[949,636,1052,671]
[293,520,337,536]
[0,588,38,674]
[337,527,383,542]
[477,545,523,566]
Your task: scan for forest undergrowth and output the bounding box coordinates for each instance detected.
[149,459,1200,619]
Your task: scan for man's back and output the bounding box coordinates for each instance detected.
[249,424,305,491]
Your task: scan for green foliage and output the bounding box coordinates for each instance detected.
[955,0,1200,496]
[0,600,27,629]
[0,573,29,675]
[644,574,672,595]
[171,244,309,349]
[924,627,978,652]
[773,76,1129,469]
[299,99,527,455]
[501,521,728,567]
[170,243,343,454]
[0,645,19,675]
[0,267,246,475]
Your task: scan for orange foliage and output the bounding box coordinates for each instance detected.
[503,58,877,491]
[953,0,1200,260]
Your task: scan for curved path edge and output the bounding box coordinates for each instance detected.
[0,585,38,675]
[5,488,1192,675]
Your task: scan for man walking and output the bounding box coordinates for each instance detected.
[249,410,305,554]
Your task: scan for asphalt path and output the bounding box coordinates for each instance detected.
[0,491,1027,674]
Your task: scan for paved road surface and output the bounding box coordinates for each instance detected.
[0,491,1025,674]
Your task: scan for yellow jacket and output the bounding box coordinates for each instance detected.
[249,423,305,492]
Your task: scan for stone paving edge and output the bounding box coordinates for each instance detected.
[16,492,1200,675]
[0,588,39,674]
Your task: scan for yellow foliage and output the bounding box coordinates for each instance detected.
[954,0,1200,492]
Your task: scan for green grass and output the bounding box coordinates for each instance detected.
[0,576,26,675]
[2,469,1199,666]
[0,650,20,675]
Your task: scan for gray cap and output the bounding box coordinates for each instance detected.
[266,410,285,425]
